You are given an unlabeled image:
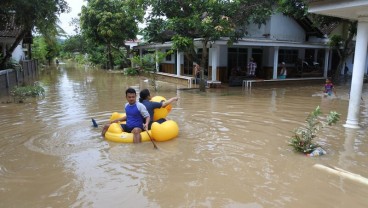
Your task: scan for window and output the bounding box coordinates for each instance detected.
[165,49,172,61]
[228,47,248,73]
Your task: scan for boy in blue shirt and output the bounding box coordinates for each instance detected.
[102,88,150,143]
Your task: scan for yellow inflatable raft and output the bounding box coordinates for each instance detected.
[104,96,179,143]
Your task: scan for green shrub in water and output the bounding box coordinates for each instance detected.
[289,106,340,154]
[10,82,45,103]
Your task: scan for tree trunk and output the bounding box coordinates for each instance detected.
[333,58,346,83]
[199,39,209,92]
[107,44,114,70]
[0,29,28,69]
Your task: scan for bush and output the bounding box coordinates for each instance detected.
[289,106,340,154]
[10,82,45,103]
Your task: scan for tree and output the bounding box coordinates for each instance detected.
[327,22,356,81]
[0,0,69,69]
[61,34,88,55]
[144,0,274,91]
[32,36,48,64]
[130,50,172,91]
[80,0,146,69]
[277,0,357,82]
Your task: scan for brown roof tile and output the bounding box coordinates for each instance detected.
[0,13,22,38]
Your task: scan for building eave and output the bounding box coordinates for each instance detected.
[134,37,329,50]
[308,0,368,21]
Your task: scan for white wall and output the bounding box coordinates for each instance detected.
[12,44,24,61]
[0,39,25,62]
[159,48,175,64]
[246,20,270,38]
[270,13,305,42]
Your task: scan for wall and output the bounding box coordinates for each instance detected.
[0,39,26,62]
[270,13,305,42]
[0,60,38,97]
[246,19,270,38]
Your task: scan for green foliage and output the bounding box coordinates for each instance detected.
[3,58,22,70]
[10,82,45,103]
[289,106,340,154]
[130,50,170,91]
[31,35,61,65]
[32,36,48,64]
[144,0,273,91]
[277,0,308,18]
[0,0,69,68]
[80,0,146,69]
[61,35,88,55]
[124,67,139,76]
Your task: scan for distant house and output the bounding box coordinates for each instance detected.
[0,14,32,64]
[135,13,331,85]
[125,39,140,49]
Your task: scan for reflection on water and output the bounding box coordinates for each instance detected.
[1,63,368,207]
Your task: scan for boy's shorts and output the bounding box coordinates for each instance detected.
[121,124,143,133]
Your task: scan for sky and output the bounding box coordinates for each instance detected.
[58,0,148,39]
[58,0,86,35]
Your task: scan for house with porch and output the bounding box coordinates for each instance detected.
[135,12,332,86]
[0,14,32,64]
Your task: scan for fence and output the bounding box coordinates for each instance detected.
[0,60,38,97]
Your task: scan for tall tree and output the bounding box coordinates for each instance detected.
[144,0,274,91]
[80,0,146,69]
[277,0,357,82]
[0,0,69,69]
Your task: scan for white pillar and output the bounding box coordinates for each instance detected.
[247,48,252,62]
[344,21,368,129]
[273,46,279,79]
[176,50,181,76]
[324,49,330,78]
[211,46,218,81]
[155,49,159,72]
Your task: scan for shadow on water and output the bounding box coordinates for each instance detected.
[1,62,368,207]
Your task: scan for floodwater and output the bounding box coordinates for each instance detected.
[1,63,368,208]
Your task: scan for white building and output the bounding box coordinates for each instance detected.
[135,13,331,86]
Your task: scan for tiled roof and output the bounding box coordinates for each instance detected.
[318,21,339,35]
[0,13,22,38]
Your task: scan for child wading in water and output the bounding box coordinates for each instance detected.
[324,78,337,97]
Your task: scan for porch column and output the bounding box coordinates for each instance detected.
[155,49,159,72]
[273,46,279,79]
[211,46,218,81]
[344,21,368,129]
[324,49,330,78]
[247,48,252,62]
[176,50,182,76]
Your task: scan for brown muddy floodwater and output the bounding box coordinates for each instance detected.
[1,63,368,208]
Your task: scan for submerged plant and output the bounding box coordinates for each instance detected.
[289,106,340,154]
[10,82,45,103]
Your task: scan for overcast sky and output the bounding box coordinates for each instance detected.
[58,0,85,35]
[58,0,148,38]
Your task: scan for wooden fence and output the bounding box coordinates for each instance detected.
[0,60,38,97]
